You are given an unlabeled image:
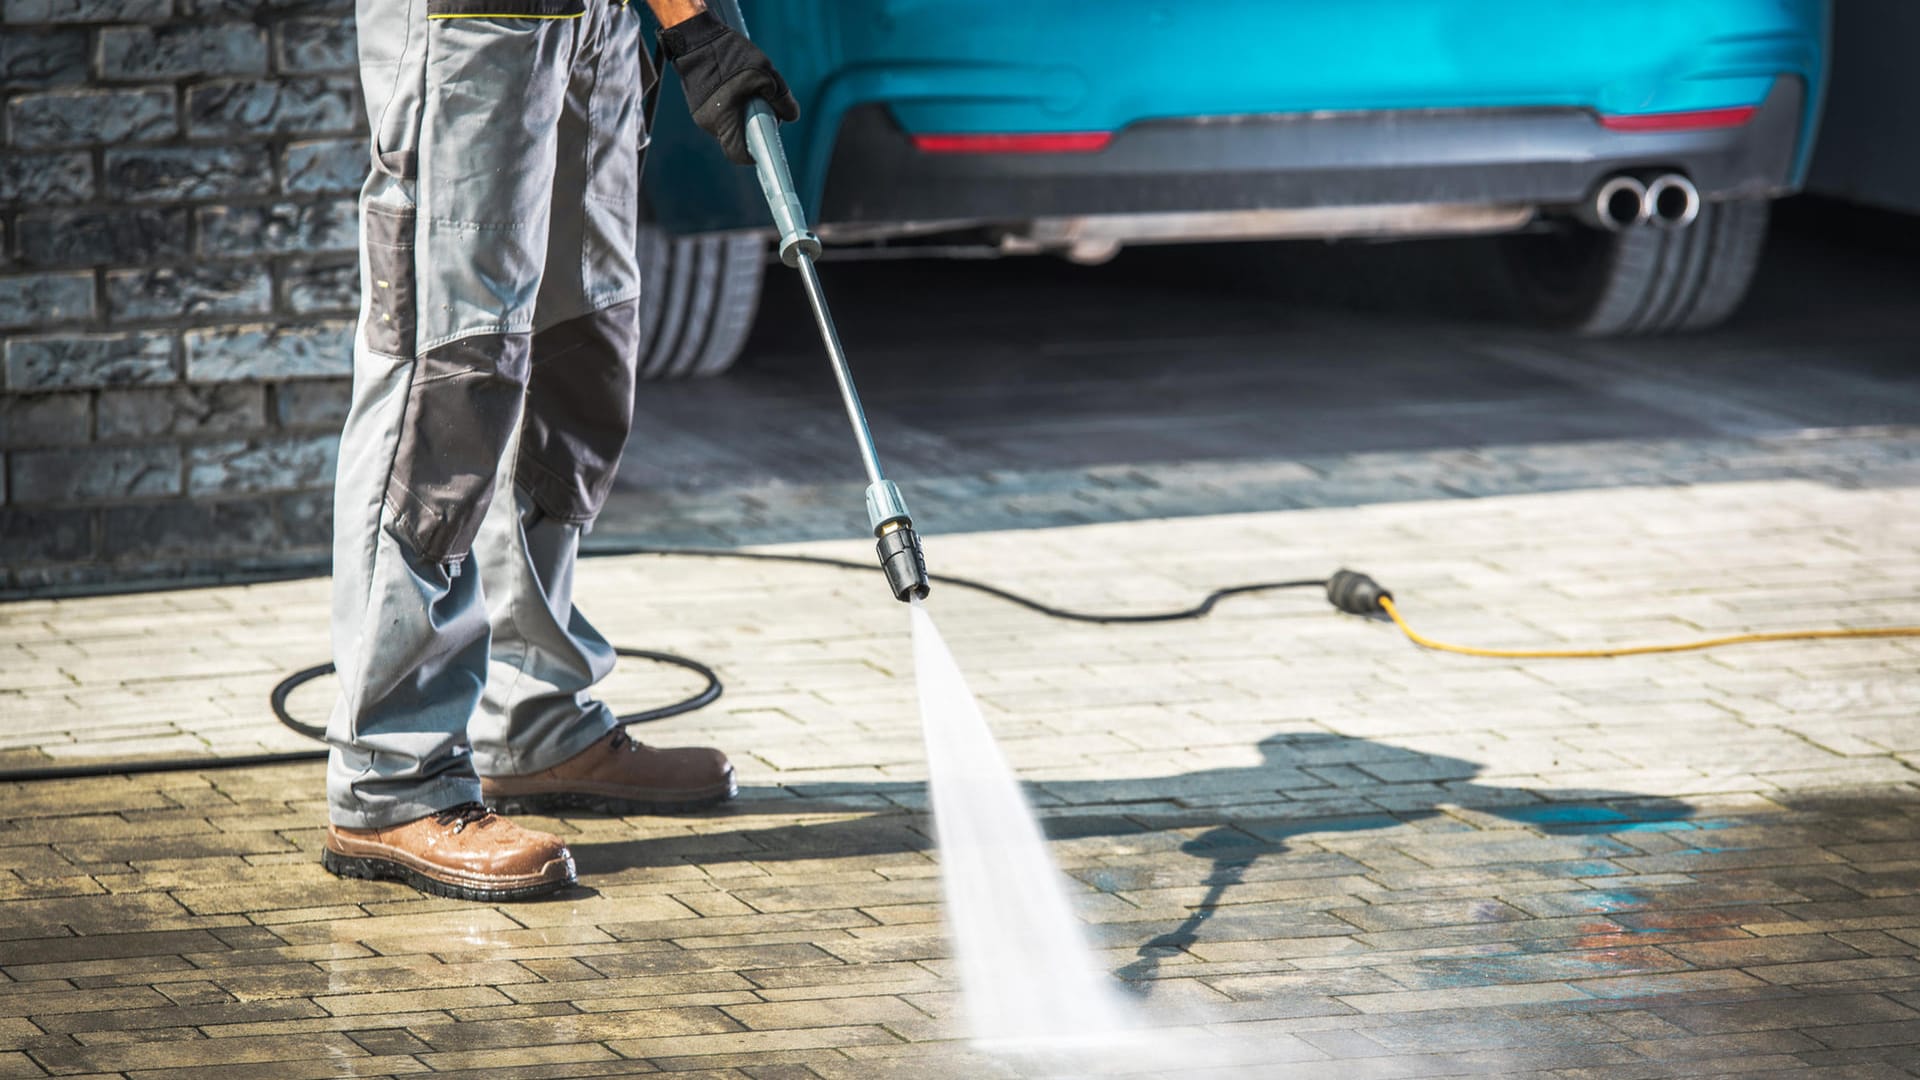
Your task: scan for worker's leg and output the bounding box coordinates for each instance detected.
[467,0,643,778]
[468,9,734,811]
[326,0,582,828]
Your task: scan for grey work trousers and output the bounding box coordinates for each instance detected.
[327,0,647,828]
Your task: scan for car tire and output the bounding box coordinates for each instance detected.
[1499,198,1770,337]
[635,225,766,379]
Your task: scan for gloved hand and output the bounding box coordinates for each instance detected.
[658,10,801,166]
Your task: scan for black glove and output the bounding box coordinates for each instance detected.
[658,10,801,166]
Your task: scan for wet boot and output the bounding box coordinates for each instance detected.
[481,728,737,815]
[322,803,576,902]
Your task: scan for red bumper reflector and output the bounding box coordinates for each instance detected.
[1599,105,1757,132]
[911,131,1114,154]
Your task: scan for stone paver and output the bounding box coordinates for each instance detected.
[2,469,1919,1076]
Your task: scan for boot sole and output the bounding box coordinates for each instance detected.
[485,784,736,818]
[321,848,574,903]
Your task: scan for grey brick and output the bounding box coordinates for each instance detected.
[0,152,94,204]
[7,88,178,148]
[0,30,88,89]
[183,321,350,381]
[277,487,330,546]
[278,258,357,314]
[96,384,266,439]
[108,263,271,321]
[100,497,276,558]
[271,377,349,427]
[0,507,93,563]
[104,144,273,202]
[0,392,91,449]
[283,138,365,194]
[274,16,357,73]
[198,200,354,256]
[13,208,190,268]
[10,443,181,503]
[187,433,335,494]
[2,0,171,20]
[5,332,174,391]
[185,77,355,137]
[0,272,97,329]
[97,25,268,81]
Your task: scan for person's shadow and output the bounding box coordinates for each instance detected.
[1095,735,1692,986]
[1109,823,1267,987]
[570,731,1692,987]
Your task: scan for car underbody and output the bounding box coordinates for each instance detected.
[812,78,1807,263]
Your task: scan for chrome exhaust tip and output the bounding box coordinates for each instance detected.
[1644,173,1701,230]
[1581,175,1650,232]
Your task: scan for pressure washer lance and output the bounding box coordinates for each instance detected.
[733,100,930,602]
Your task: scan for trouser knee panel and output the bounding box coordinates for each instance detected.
[517,301,637,523]
[385,334,532,563]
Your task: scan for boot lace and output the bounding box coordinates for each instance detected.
[609,727,646,753]
[432,802,495,833]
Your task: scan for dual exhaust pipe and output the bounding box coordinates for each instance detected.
[1581,172,1701,232]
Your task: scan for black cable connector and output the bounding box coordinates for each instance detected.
[1326,569,1391,616]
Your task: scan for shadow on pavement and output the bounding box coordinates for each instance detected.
[1100,737,1695,987]
[570,732,1695,986]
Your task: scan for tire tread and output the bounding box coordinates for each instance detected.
[1521,198,1771,339]
[635,226,765,380]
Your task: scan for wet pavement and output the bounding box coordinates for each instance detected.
[5,476,1920,1076]
[2,197,1919,1077]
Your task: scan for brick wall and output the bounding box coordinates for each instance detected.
[1,0,364,594]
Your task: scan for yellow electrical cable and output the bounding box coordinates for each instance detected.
[1378,595,1920,660]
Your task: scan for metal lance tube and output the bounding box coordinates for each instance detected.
[711,4,930,601]
[793,252,883,488]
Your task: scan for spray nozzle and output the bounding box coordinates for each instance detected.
[877,521,931,602]
[865,480,930,602]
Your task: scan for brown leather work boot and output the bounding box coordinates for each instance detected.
[481,727,737,815]
[322,803,576,902]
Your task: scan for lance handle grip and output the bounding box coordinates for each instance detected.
[742,100,821,268]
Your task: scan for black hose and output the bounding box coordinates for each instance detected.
[264,648,722,744]
[596,546,1327,624]
[0,750,330,783]
[0,648,722,785]
[0,547,1326,784]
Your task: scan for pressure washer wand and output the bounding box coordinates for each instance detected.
[735,96,931,602]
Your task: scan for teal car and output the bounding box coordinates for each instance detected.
[634,0,1831,377]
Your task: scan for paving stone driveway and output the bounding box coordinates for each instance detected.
[3,468,1919,1077]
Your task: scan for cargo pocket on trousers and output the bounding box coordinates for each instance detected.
[362,204,417,358]
[384,334,533,564]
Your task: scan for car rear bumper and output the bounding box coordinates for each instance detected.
[816,77,1806,233]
